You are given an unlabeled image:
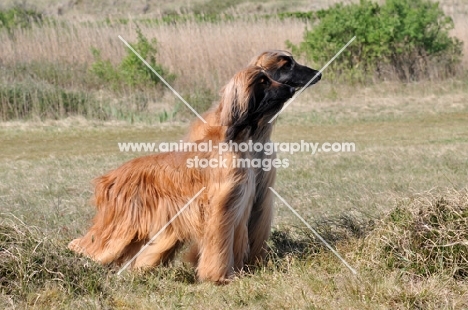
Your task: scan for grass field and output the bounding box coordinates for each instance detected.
[1,0,468,309]
[2,80,468,308]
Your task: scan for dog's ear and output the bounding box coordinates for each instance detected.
[225,90,257,141]
[219,72,254,141]
[221,67,272,141]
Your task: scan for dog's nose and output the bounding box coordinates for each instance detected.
[314,71,322,82]
[289,86,295,96]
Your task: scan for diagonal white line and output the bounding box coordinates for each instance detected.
[117,187,206,275]
[268,36,356,123]
[118,35,207,124]
[269,187,358,275]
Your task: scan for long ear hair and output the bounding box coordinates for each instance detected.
[217,67,261,142]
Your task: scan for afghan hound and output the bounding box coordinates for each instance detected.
[68,66,295,283]
[184,50,322,265]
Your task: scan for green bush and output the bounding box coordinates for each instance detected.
[0,6,43,33]
[91,27,175,91]
[290,0,463,82]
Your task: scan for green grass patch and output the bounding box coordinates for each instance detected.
[0,81,104,121]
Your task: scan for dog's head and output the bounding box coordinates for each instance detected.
[250,50,321,88]
[218,66,295,141]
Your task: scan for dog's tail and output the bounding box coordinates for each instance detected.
[68,160,160,264]
[68,155,208,266]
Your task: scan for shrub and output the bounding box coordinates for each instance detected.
[91,26,175,91]
[290,0,463,82]
[0,6,43,33]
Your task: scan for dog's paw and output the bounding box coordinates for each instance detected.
[68,238,82,252]
[215,277,233,285]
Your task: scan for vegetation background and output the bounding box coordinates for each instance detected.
[1,0,467,308]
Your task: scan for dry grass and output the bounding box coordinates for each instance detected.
[0,0,351,17]
[1,10,467,122]
[2,1,468,91]
[0,16,308,122]
[453,15,468,67]
[361,189,468,279]
[1,0,467,123]
[0,17,305,92]
[2,0,466,17]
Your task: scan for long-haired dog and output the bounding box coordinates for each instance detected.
[184,50,322,265]
[68,66,295,283]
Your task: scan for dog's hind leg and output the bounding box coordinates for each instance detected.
[116,238,182,267]
[233,222,249,271]
[131,228,180,269]
[184,242,200,266]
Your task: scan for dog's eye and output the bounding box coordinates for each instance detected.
[259,77,269,85]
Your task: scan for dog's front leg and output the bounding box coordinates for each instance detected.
[197,181,237,284]
[247,164,276,265]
